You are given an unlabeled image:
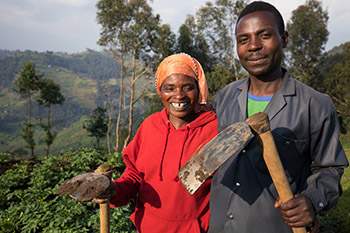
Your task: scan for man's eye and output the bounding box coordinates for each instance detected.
[239,38,248,44]
[261,33,271,39]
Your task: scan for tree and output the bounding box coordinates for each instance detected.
[286,0,329,85]
[206,65,237,98]
[96,0,132,152]
[316,43,350,133]
[174,1,247,97]
[121,0,161,150]
[150,24,176,66]
[13,61,42,156]
[96,0,162,151]
[176,15,212,73]
[101,83,114,154]
[84,107,108,150]
[196,0,247,80]
[36,78,65,156]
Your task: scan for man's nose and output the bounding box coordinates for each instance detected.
[248,36,262,51]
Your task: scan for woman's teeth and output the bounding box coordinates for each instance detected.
[171,102,187,108]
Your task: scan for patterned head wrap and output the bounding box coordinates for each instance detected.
[155,53,210,111]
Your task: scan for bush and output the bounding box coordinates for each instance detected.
[0,148,136,233]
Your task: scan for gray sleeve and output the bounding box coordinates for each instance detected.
[301,106,349,212]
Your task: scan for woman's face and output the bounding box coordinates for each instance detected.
[160,74,199,128]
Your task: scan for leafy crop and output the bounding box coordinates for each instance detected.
[0,149,136,233]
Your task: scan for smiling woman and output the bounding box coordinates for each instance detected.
[155,53,210,129]
[94,53,218,233]
[160,74,199,129]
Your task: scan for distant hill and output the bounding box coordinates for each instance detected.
[0,49,152,157]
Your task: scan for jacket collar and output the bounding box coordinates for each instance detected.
[237,69,295,121]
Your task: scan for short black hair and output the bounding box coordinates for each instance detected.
[236,1,285,34]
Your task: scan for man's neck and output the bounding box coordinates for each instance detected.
[248,69,285,97]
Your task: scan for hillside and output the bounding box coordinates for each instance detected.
[0,49,152,157]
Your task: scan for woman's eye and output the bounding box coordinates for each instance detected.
[163,87,173,92]
[183,86,194,91]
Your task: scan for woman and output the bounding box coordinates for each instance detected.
[96,53,218,232]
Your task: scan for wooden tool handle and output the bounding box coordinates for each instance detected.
[259,130,306,233]
[100,201,110,233]
[95,165,113,233]
[259,130,293,203]
[247,113,306,233]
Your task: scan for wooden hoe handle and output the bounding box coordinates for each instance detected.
[247,113,306,233]
[95,165,113,233]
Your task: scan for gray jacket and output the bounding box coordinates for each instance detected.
[208,72,349,233]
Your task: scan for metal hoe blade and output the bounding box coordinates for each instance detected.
[57,172,110,201]
[178,121,251,195]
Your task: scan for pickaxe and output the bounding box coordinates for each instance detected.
[178,112,306,233]
[57,165,113,233]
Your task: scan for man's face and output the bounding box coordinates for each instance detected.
[236,11,288,79]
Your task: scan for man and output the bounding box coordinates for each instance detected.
[208,1,349,233]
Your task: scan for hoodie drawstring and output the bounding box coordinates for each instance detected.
[173,124,190,182]
[159,122,191,182]
[159,120,170,181]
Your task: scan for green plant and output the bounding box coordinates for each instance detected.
[319,140,350,233]
[0,148,135,232]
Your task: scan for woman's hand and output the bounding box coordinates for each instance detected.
[93,181,118,204]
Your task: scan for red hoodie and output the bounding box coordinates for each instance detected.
[110,108,218,233]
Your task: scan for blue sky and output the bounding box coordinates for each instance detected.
[0,0,349,53]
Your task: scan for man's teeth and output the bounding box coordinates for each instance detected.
[172,102,186,108]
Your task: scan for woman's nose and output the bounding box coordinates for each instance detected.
[173,89,185,98]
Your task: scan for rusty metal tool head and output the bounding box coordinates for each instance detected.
[178,121,251,195]
[56,165,113,201]
[57,165,113,233]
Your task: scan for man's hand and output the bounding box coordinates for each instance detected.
[274,194,316,230]
[307,216,320,233]
[93,181,118,204]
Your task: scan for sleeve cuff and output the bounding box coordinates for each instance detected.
[301,189,327,213]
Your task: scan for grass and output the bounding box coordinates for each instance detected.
[319,135,350,233]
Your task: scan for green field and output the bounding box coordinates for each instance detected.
[320,135,350,233]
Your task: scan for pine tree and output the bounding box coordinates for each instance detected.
[37,78,65,156]
[286,0,329,85]
[84,107,108,150]
[13,61,42,157]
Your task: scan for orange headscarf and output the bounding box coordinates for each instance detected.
[155,53,210,111]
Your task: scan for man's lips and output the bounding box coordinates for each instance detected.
[246,53,268,62]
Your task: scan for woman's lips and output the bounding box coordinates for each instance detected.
[171,102,189,110]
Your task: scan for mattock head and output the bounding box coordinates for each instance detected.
[57,165,113,201]
[246,112,270,149]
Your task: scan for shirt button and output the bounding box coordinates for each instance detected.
[285,141,291,146]
[241,149,246,154]
[235,182,241,187]
[319,202,324,207]
[229,214,234,219]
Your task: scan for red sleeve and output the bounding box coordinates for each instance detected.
[110,126,144,207]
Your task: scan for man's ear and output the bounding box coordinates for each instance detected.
[282,31,289,48]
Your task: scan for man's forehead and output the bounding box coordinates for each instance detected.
[236,11,279,34]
